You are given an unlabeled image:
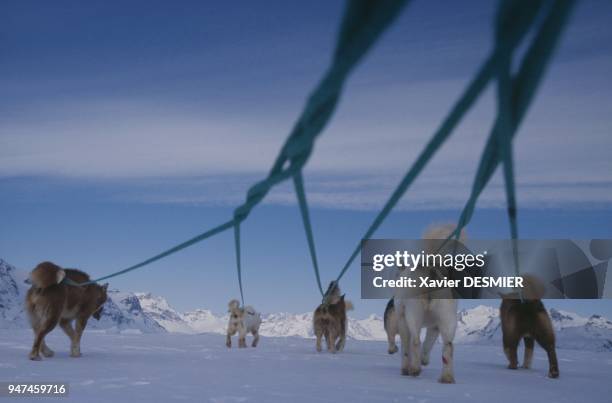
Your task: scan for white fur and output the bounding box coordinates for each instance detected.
[394,224,463,383]
[394,297,458,383]
[226,300,262,348]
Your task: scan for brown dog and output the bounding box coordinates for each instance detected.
[26,261,108,361]
[313,282,353,353]
[500,275,559,378]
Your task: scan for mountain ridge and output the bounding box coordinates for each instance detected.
[1,259,611,351]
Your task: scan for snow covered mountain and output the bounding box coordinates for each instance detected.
[92,290,166,333]
[0,260,164,333]
[0,259,27,328]
[258,312,387,340]
[454,304,612,351]
[1,258,611,350]
[182,308,226,334]
[135,292,192,333]
[456,305,500,342]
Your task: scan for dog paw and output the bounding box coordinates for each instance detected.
[42,350,55,358]
[29,355,42,361]
[521,364,531,369]
[507,364,518,370]
[402,366,420,377]
[70,352,82,358]
[548,370,559,379]
[388,345,398,355]
[439,373,456,384]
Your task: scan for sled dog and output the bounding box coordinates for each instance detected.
[394,224,464,383]
[500,275,559,378]
[26,261,108,360]
[226,299,262,348]
[313,282,353,353]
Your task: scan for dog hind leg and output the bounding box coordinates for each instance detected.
[421,327,439,366]
[41,340,55,357]
[438,319,456,384]
[251,330,259,348]
[397,303,412,376]
[28,310,43,360]
[386,330,398,354]
[503,333,520,370]
[29,316,58,361]
[405,311,423,376]
[522,337,534,369]
[534,326,559,378]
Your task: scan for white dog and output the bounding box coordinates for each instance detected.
[394,224,464,383]
[226,299,262,348]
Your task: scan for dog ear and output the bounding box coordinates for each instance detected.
[498,291,517,299]
[56,269,66,284]
[340,294,345,301]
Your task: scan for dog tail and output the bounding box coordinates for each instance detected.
[29,261,65,289]
[422,223,467,254]
[422,223,466,241]
[521,274,546,299]
[344,300,354,311]
[228,299,241,311]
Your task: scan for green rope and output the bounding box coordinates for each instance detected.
[449,0,574,242]
[66,0,408,289]
[69,220,235,286]
[496,0,522,298]
[233,222,245,306]
[63,0,574,307]
[293,172,324,296]
[334,0,551,283]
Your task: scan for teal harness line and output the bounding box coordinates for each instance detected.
[334,0,574,284]
[62,0,575,305]
[65,0,409,298]
[293,172,324,296]
[66,220,235,286]
[233,222,245,307]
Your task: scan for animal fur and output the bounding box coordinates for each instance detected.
[394,224,464,383]
[500,274,559,378]
[226,299,262,348]
[384,298,399,354]
[313,282,353,353]
[30,262,66,288]
[25,261,108,361]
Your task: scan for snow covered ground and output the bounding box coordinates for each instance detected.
[1,329,611,403]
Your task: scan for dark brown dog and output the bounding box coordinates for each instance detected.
[26,261,108,361]
[313,282,353,353]
[500,275,559,378]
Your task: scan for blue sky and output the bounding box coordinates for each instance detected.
[1,0,612,317]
